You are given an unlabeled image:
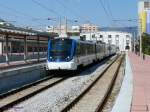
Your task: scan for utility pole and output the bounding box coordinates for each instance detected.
[89,22,92,41]
[139,19,142,56]
[133,31,135,52]
[65,16,67,36]
[59,17,61,36]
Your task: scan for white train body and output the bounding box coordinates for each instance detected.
[46,38,116,71]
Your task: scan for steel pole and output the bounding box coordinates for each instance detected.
[139,19,142,56]
[59,17,61,36]
[65,17,67,36]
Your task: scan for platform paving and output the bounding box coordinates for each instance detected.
[129,52,150,112]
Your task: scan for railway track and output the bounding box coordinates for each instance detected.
[0,55,119,112]
[61,54,124,112]
[0,74,69,111]
[102,54,125,112]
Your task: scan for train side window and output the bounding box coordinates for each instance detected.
[84,44,88,55]
[88,44,91,54]
[80,43,84,56]
[92,44,94,54]
[81,43,86,56]
[85,44,88,55]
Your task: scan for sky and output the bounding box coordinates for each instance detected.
[0,0,138,30]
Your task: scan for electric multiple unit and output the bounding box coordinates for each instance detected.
[46,38,116,71]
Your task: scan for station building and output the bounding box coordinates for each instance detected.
[0,18,58,54]
[80,31,132,52]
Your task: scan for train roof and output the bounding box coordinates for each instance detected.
[51,37,106,45]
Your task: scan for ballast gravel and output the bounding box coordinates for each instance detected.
[6,57,115,112]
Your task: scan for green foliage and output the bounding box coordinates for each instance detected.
[142,33,150,55]
[67,32,80,36]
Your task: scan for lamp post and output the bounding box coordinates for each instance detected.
[65,17,78,37]
[138,19,142,56]
[47,17,62,36]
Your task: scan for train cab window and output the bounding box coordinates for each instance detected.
[49,39,73,61]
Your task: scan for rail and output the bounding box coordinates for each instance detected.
[0,75,69,111]
[0,54,119,111]
[60,54,124,112]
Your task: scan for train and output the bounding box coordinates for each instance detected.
[45,37,117,71]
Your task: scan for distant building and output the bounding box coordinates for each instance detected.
[71,26,80,32]
[46,25,80,36]
[46,25,60,33]
[138,0,150,34]
[81,31,132,51]
[138,0,150,13]
[80,23,100,33]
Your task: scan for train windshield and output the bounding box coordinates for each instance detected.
[49,39,73,62]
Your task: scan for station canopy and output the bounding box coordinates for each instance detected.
[0,24,58,38]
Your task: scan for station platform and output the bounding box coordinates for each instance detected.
[129,52,150,112]
[0,58,46,70]
[112,52,150,112]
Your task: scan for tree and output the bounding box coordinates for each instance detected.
[142,33,150,55]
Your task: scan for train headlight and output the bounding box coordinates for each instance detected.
[66,56,70,61]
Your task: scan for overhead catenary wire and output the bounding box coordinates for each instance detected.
[0,0,100,29]
[105,0,114,20]
[31,0,68,30]
[32,0,96,30]
[55,0,97,26]
[103,0,135,27]
[55,0,82,22]
[0,2,37,20]
[0,9,19,19]
[31,0,80,25]
[0,2,48,28]
[98,0,112,20]
[97,0,115,26]
[31,0,61,17]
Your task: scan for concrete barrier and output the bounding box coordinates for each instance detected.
[0,52,47,63]
[111,53,133,112]
[27,53,47,60]
[0,63,47,94]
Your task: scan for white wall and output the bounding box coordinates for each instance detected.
[80,31,132,51]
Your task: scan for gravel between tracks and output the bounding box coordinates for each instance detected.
[102,57,125,112]
[6,57,115,112]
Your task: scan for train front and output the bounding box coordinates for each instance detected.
[46,38,77,71]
